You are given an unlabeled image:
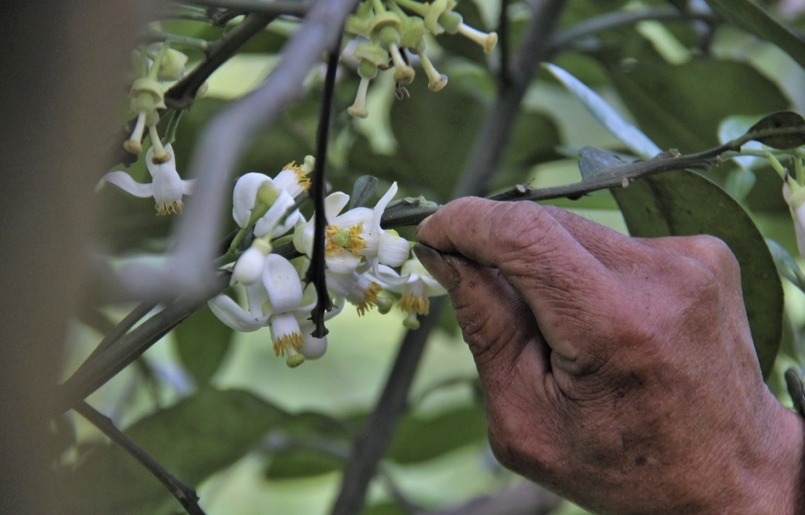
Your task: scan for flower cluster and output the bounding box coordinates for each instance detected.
[344,0,498,118]
[209,157,446,367]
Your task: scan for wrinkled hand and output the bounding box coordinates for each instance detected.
[416,198,803,515]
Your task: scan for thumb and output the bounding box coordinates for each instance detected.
[414,244,549,383]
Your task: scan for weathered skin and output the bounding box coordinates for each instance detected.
[415,197,804,515]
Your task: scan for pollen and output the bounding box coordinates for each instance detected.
[273,332,304,356]
[346,222,367,255]
[400,291,430,315]
[156,200,183,216]
[356,282,382,316]
[283,161,312,191]
[325,225,341,255]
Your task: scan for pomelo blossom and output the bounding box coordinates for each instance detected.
[784,179,805,259]
[293,182,410,275]
[99,144,194,215]
[376,256,446,329]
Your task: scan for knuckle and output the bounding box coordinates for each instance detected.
[683,234,740,277]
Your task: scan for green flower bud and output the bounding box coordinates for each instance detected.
[157,48,189,81]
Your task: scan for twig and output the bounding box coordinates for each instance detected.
[80,300,159,369]
[453,0,567,198]
[165,12,279,109]
[548,7,718,55]
[180,0,312,16]
[141,0,360,302]
[497,0,511,88]
[74,401,207,515]
[55,274,229,414]
[328,297,446,515]
[306,48,340,337]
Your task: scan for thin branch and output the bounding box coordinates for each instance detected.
[328,297,446,515]
[548,7,718,55]
[454,0,567,198]
[74,401,207,515]
[55,274,229,414]
[306,47,340,337]
[165,11,279,109]
[497,0,511,88]
[180,0,312,16]
[80,300,158,368]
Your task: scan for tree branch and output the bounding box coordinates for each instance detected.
[328,297,446,515]
[74,401,207,515]
[179,0,312,17]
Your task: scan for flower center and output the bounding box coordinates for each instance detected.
[326,222,367,255]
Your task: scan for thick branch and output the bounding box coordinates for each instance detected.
[74,401,206,515]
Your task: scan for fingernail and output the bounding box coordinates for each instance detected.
[413,244,460,290]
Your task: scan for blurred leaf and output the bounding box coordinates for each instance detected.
[390,78,486,200]
[264,446,344,479]
[703,0,805,69]
[766,238,805,295]
[611,170,783,379]
[608,59,789,153]
[387,405,486,464]
[545,63,661,158]
[173,304,234,384]
[724,167,757,202]
[61,388,287,515]
[746,111,805,149]
[349,175,380,209]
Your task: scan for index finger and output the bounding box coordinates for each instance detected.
[416,197,617,367]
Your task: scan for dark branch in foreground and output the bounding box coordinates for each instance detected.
[785,368,805,417]
[306,47,340,337]
[74,401,207,515]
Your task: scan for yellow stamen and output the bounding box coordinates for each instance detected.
[400,291,430,315]
[346,223,367,255]
[283,160,312,191]
[273,332,304,356]
[356,282,382,316]
[156,200,183,216]
[325,225,341,255]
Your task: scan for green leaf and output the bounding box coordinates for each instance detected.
[264,447,344,479]
[545,63,661,158]
[610,170,783,379]
[607,59,789,153]
[746,111,805,150]
[386,405,486,464]
[62,388,287,515]
[173,304,234,384]
[349,175,380,209]
[703,0,805,70]
[361,502,409,515]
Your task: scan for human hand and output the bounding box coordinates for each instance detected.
[415,198,804,515]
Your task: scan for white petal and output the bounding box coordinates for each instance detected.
[332,207,373,229]
[300,331,327,359]
[208,295,267,332]
[372,181,398,229]
[145,143,177,179]
[254,190,296,237]
[324,192,350,221]
[100,171,155,198]
[151,162,185,206]
[245,281,269,317]
[378,231,410,267]
[326,270,360,297]
[293,222,315,257]
[274,209,305,237]
[274,167,306,197]
[326,250,363,275]
[232,173,271,228]
[231,247,266,285]
[269,312,302,343]
[262,254,303,312]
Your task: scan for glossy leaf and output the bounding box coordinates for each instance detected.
[608,60,789,153]
[349,175,380,209]
[703,0,805,70]
[386,405,486,464]
[604,169,782,378]
[174,304,234,384]
[746,111,805,150]
[545,62,661,158]
[61,388,287,515]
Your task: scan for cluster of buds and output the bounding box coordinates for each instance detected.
[124,43,189,159]
[344,0,498,118]
[209,157,446,367]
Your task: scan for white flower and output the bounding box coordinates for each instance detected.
[209,253,341,366]
[381,257,446,329]
[232,173,303,238]
[783,181,805,258]
[326,270,393,316]
[293,182,410,274]
[99,144,194,215]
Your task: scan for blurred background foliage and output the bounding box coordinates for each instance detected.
[65,0,805,513]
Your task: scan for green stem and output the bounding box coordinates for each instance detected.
[393,0,426,16]
[147,41,171,80]
[163,109,184,145]
[142,30,210,50]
